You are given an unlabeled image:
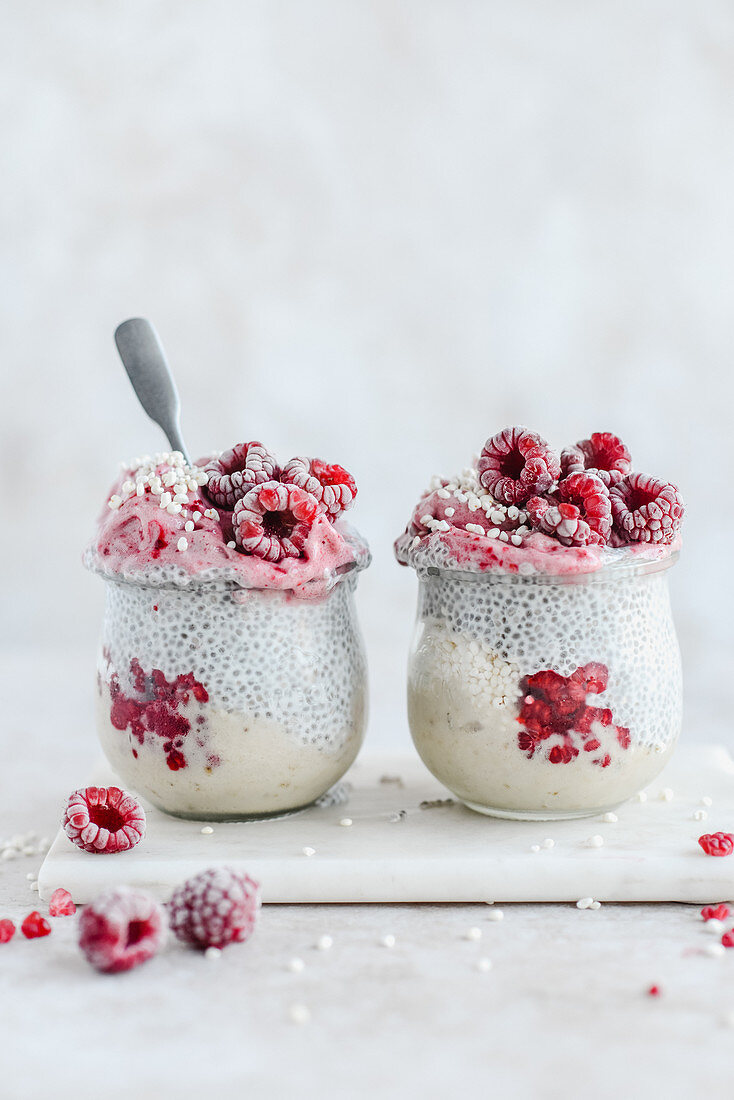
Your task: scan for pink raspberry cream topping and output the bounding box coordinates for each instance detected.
[63,786,146,854]
[79,887,166,973]
[86,446,368,598]
[395,425,683,576]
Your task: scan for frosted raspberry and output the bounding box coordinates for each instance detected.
[168,867,260,949]
[21,911,51,939]
[281,457,357,519]
[204,442,278,509]
[609,473,684,546]
[560,472,612,543]
[63,786,146,854]
[0,919,16,943]
[526,498,591,547]
[698,832,734,857]
[79,887,166,973]
[560,432,632,487]
[702,904,730,922]
[233,481,321,562]
[478,427,561,505]
[49,888,76,917]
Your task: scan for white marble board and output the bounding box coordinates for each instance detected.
[38,747,734,905]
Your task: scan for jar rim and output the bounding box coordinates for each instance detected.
[407,549,679,586]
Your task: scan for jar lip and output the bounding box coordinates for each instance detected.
[407,550,679,585]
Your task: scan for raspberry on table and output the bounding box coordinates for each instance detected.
[478,427,561,505]
[63,785,146,854]
[609,473,684,545]
[233,481,322,562]
[168,867,261,950]
[698,832,734,857]
[21,911,51,939]
[701,904,731,922]
[49,888,76,917]
[560,432,632,487]
[79,887,166,973]
[0,919,16,943]
[204,442,278,509]
[281,457,357,519]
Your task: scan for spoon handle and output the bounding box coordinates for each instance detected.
[114,318,191,463]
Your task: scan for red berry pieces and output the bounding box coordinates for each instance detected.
[647,985,661,997]
[478,427,561,506]
[49,888,76,917]
[517,662,628,767]
[722,930,734,948]
[233,481,322,562]
[204,442,278,509]
[63,786,146,855]
[609,473,684,546]
[0,919,16,943]
[109,661,209,773]
[281,457,357,519]
[701,904,731,922]
[21,911,51,939]
[168,867,261,950]
[561,433,632,488]
[698,832,734,857]
[79,887,166,973]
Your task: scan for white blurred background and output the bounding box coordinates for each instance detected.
[2,0,732,751]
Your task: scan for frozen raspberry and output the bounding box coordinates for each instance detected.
[722,930,734,948]
[526,498,590,547]
[281,456,357,519]
[204,442,278,509]
[63,786,146,854]
[609,473,684,546]
[233,481,321,562]
[0,919,16,943]
[698,832,734,857]
[701,904,730,922]
[478,427,561,505]
[49,888,76,917]
[168,867,260,949]
[560,432,632,488]
[21,911,51,939]
[558,473,612,544]
[79,887,166,973]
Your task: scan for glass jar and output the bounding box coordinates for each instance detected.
[407,555,682,819]
[94,568,368,819]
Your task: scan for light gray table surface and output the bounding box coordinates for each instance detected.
[1,651,732,1100]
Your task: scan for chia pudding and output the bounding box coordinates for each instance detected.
[86,444,370,818]
[395,427,684,819]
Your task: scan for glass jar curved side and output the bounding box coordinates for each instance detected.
[406,559,682,819]
[95,574,368,819]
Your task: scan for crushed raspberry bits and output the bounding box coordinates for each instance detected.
[21,911,52,939]
[0,919,16,943]
[63,785,146,854]
[79,887,166,973]
[698,832,734,857]
[168,866,261,950]
[49,888,76,917]
[701,904,730,922]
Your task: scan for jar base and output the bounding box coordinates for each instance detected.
[461,798,625,821]
[154,800,317,823]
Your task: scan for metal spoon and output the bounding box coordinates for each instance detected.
[114,317,191,463]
